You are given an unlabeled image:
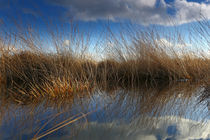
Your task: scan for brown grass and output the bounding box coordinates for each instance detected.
[0,20,209,103]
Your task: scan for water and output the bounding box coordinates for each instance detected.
[0,83,209,140]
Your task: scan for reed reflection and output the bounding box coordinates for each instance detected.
[0,82,209,139]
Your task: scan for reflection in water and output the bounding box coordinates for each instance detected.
[73,116,210,140]
[0,83,209,139]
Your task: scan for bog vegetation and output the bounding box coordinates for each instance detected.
[0,19,209,103]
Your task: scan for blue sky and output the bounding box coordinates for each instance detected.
[0,0,209,54]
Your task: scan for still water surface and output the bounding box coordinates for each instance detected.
[0,83,209,140]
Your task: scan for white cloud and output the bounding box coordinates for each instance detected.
[47,0,210,26]
[63,39,70,46]
[70,116,210,140]
[173,0,210,25]
[156,38,192,48]
[202,50,210,58]
[131,0,157,8]
[156,38,174,47]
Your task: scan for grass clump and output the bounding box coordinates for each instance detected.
[0,20,209,103]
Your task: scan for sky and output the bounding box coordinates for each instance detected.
[0,0,209,54]
[0,0,209,25]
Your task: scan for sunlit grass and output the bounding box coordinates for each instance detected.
[0,19,209,103]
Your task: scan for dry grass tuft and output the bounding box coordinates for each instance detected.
[0,19,209,102]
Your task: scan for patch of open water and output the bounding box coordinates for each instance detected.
[0,83,209,139]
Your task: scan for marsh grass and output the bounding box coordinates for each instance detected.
[0,19,209,103]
